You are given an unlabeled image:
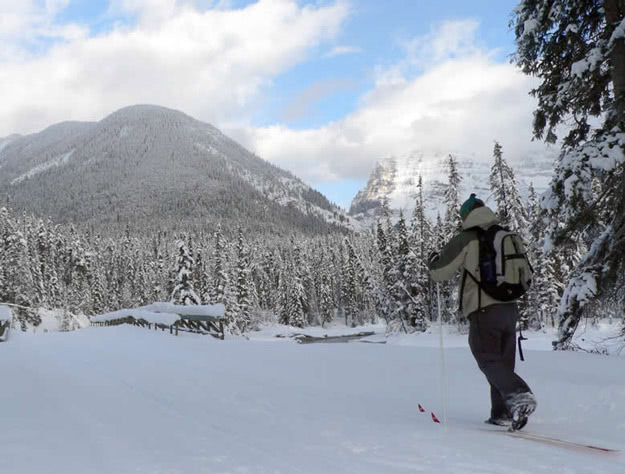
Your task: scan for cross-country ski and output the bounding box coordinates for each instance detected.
[482,428,621,457]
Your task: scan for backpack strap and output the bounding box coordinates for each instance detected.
[459,270,467,312]
[460,226,485,311]
[464,269,482,310]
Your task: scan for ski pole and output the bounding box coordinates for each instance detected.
[437,283,448,429]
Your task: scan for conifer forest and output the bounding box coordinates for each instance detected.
[2,144,614,341]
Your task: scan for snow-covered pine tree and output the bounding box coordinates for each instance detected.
[233,229,252,333]
[0,208,16,307]
[90,264,108,315]
[489,141,530,238]
[390,211,412,331]
[433,213,457,323]
[441,155,463,323]
[408,175,433,329]
[513,0,625,348]
[267,249,284,313]
[211,225,228,303]
[103,240,121,311]
[117,228,136,308]
[171,238,201,306]
[342,236,375,327]
[246,241,261,317]
[341,238,358,326]
[135,260,152,307]
[524,183,547,328]
[288,270,307,329]
[2,216,39,329]
[27,219,45,308]
[282,258,306,328]
[68,230,91,315]
[353,234,380,325]
[277,268,290,326]
[318,259,335,327]
[524,182,565,328]
[255,250,273,311]
[39,221,61,309]
[192,246,207,304]
[0,208,8,302]
[291,236,311,321]
[444,154,463,236]
[147,234,167,304]
[376,219,395,323]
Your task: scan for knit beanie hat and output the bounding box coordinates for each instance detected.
[459,193,484,221]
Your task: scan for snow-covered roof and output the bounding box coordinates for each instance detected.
[0,305,12,322]
[140,303,226,319]
[92,309,180,326]
[92,303,226,325]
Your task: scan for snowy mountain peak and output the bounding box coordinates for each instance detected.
[103,104,196,126]
[350,149,557,222]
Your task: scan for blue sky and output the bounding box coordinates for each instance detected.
[1,0,540,209]
[263,0,519,129]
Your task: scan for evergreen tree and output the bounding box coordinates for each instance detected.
[489,141,530,237]
[288,270,307,329]
[291,237,311,321]
[277,269,290,326]
[342,237,374,327]
[512,0,625,348]
[233,229,252,333]
[376,219,395,323]
[3,221,39,329]
[524,183,547,328]
[444,154,463,235]
[390,211,412,331]
[341,239,358,326]
[211,226,229,304]
[280,258,306,328]
[256,250,275,311]
[408,176,433,328]
[171,238,201,306]
[27,219,45,308]
[318,260,335,327]
[440,156,463,323]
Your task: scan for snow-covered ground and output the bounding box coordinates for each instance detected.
[0,323,623,474]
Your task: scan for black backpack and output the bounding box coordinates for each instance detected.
[464,225,533,306]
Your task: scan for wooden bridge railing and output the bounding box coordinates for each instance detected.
[91,304,226,340]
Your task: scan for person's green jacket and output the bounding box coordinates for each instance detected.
[428,206,508,317]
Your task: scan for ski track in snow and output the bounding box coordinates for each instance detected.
[0,326,623,474]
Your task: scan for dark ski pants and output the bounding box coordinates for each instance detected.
[468,303,532,419]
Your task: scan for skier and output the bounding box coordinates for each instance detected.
[428,194,536,431]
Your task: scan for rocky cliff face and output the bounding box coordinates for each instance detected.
[349,149,557,222]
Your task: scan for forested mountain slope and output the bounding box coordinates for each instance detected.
[0,105,349,236]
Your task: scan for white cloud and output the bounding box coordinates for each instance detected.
[235,20,547,186]
[0,0,349,136]
[0,0,86,61]
[402,19,482,67]
[324,45,361,58]
[280,78,356,122]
